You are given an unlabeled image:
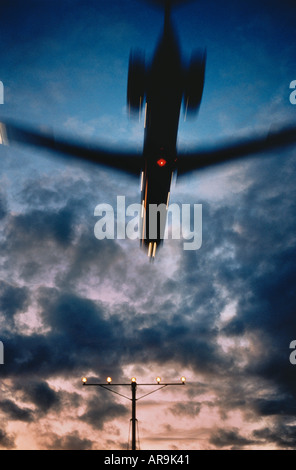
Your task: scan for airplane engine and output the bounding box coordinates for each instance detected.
[127,50,146,115]
[183,49,206,114]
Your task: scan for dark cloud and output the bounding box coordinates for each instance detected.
[47,430,94,450]
[0,193,7,220]
[80,393,128,430]
[130,314,229,374]
[56,232,125,289]
[6,207,75,247]
[0,281,30,328]
[0,399,33,422]
[20,261,42,281]
[1,289,125,379]
[170,401,202,417]
[253,423,296,449]
[1,171,127,291]
[19,182,63,208]
[253,395,296,417]
[23,380,61,414]
[209,428,257,449]
[0,429,15,449]
[2,332,58,378]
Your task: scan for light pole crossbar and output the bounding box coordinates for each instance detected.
[82,377,186,450]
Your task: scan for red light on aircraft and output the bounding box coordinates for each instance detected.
[157,158,167,167]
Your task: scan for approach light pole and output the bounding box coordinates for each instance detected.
[81,375,186,450]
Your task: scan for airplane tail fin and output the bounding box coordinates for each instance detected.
[139,0,198,30]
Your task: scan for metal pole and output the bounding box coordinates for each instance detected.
[82,376,186,449]
[131,381,137,450]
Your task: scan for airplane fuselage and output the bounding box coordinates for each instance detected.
[140,10,183,257]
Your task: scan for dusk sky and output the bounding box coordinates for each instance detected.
[0,0,296,450]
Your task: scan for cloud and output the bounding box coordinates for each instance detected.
[0,193,7,220]
[1,289,123,379]
[0,399,33,422]
[253,423,296,449]
[209,428,257,449]
[47,430,94,450]
[0,281,30,329]
[253,396,296,417]
[22,380,61,414]
[6,207,75,248]
[170,401,202,417]
[80,393,128,430]
[0,429,15,450]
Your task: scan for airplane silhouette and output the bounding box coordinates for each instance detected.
[1,0,296,258]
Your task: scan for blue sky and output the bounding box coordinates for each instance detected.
[0,0,296,450]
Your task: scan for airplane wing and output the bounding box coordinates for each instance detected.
[177,124,296,175]
[0,120,143,176]
[2,120,296,177]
